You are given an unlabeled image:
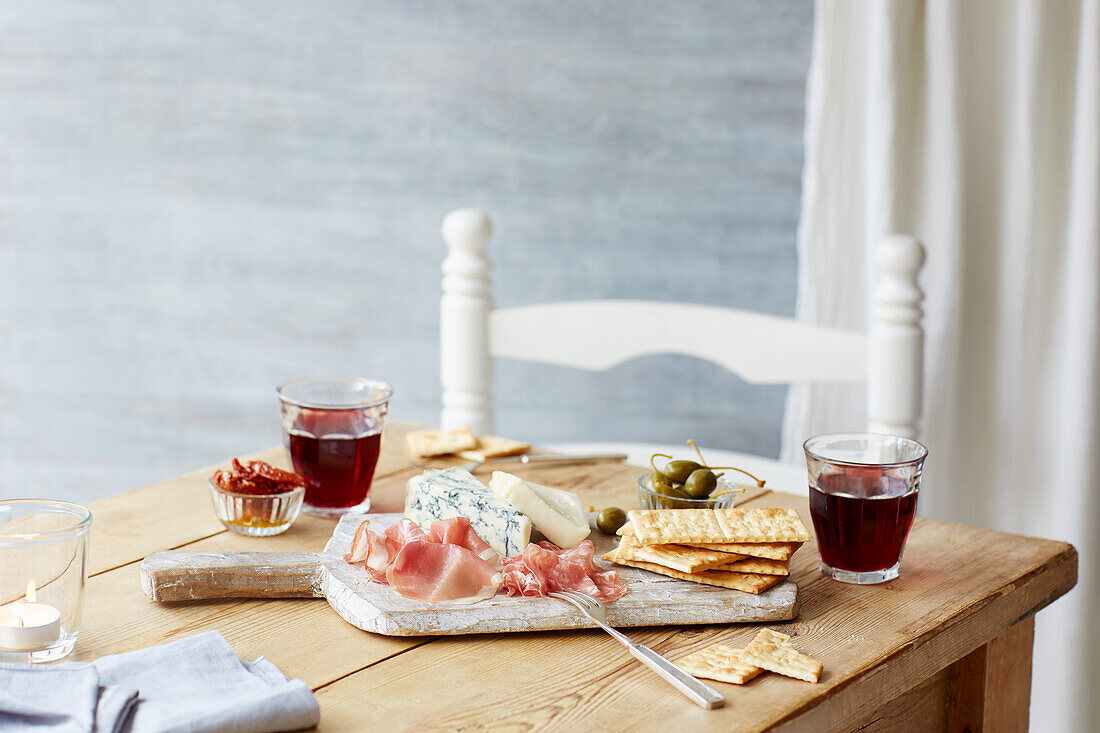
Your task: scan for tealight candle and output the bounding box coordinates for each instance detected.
[0,581,61,652]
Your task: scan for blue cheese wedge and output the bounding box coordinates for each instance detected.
[488,471,591,549]
[404,468,532,557]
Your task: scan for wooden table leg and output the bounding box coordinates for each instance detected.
[947,616,1036,732]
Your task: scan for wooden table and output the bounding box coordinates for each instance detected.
[78,422,1077,732]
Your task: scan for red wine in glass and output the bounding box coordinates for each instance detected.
[288,429,382,511]
[809,470,917,576]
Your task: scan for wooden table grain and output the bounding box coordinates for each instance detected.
[76,422,1077,732]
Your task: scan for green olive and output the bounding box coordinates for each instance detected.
[654,482,694,509]
[683,468,718,499]
[662,459,704,484]
[642,470,674,493]
[596,506,628,534]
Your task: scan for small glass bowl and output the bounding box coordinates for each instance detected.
[208,480,304,536]
[636,474,742,510]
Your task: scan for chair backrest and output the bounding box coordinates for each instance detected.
[440,209,925,440]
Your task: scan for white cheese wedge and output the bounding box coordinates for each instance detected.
[404,468,532,558]
[488,471,591,549]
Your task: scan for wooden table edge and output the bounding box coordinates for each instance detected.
[769,540,1078,732]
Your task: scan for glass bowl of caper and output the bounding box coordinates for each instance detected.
[636,473,741,510]
[637,443,764,510]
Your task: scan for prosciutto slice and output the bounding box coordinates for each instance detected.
[499,540,627,602]
[344,519,391,582]
[386,539,501,604]
[344,517,501,603]
[428,516,499,565]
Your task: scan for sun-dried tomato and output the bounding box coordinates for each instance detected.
[212,459,307,495]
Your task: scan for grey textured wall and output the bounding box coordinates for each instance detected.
[0,1,813,503]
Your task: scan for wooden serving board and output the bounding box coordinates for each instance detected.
[142,513,799,636]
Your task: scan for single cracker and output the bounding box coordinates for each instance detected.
[741,629,822,683]
[626,509,727,545]
[714,507,812,543]
[617,536,745,573]
[607,556,785,594]
[675,645,762,685]
[685,542,802,561]
[622,520,802,560]
[627,507,810,544]
[714,556,789,576]
[455,434,532,461]
[406,427,478,458]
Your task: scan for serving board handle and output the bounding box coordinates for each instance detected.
[141,550,324,602]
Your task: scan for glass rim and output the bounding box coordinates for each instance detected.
[0,499,93,545]
[636,473,740,504]
[276,375,393,409]
[208,478,305,500]
[803,432,928,468]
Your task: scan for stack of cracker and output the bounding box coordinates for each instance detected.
[602,507,811,595]
[406,427,531,462]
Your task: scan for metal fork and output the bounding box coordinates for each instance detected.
[548,590,725,710]
[415,452,628,473]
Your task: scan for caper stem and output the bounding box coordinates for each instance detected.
[706,466,766,488]
[710,487,747,499]
[687,439,707,466]
[650,452,673,474]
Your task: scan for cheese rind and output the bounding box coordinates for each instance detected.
[404,468,532,557]
[488,472,591,549]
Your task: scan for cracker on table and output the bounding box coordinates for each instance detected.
[685,542,802,561]
[406,427,478,458]
[607,555,785,594]
[714,556,789,576]
[741,629,822,683]
[714,507,812,543]
[455,434,531,461]
[616,536,745,573]
[675,644,762,685]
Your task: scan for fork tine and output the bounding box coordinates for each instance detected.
[551,590,585,607]
[549,592,581,607]
[562,590,599,609]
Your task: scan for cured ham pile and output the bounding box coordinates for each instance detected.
[500,541,627,602]
[344,517,626,604]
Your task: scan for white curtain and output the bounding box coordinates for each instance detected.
[782,1,1099,731]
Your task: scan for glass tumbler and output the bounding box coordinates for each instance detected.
[277,376,392,517]
[0,499,92,662]
[804,433,927,584]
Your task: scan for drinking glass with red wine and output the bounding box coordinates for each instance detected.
[804,433,927,584]
[277,376,392,517]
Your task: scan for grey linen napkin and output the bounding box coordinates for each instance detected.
[0,664,102,733]
[0,631,319,733]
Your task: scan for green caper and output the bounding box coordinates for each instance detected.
[663,459,704,483]
[683,468,718,499]
[642,470,674,493]
[596,506,628,534]
[654,482,694,509]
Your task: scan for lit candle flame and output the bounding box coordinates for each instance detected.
[7,580,39,628]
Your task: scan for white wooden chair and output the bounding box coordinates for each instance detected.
[439,209,925,494]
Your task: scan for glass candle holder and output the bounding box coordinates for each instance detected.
[0,499,92,662]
